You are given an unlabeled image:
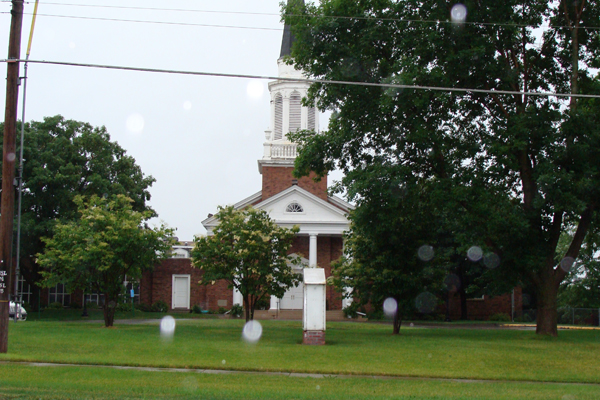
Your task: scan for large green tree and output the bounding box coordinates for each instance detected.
[0,115,155,307]
[37,195,174,327]
[284,0,600,335]
[191,206,301,322]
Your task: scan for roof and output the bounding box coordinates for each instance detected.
[279,0,305,58]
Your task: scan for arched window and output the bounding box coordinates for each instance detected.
[289,91,302,133]
[274,94,283,140]
[285,202,304,213]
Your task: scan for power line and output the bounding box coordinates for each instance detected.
[0,12,282,31]
[3,0,599,31]
[2,58,598,99]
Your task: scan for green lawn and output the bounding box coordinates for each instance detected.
[1,319,599,399]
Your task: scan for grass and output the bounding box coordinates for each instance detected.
[1,319,599,399]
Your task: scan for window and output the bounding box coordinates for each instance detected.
[49,283,71,306]
[289,91,302,133]
[274,94,283,140]
[286,202,304,213]
[16,276,32,303]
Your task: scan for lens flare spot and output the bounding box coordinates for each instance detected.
[242,320,263,343]
[560,257,575,272]
[126,113,145,135]
[246,80,265,99]
[451,4,467,23]
[183,101,192,111]
[415,292,437,314]
[483,253,500,269]
[383,297,398,318]
[467,246,483,262]
[160,315,176,340]
[418,245,435,262]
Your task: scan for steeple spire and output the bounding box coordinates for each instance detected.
[279,0,304,58]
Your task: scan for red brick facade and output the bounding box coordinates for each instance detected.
[140,258,232,312]
[261,166,328,201]
[303,330,326,345]
[446,287,523,320]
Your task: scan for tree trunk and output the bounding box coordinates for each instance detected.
[392,306,402,335]
[103,296,116,327]
[243,296,251,322]
[535,281,559,336]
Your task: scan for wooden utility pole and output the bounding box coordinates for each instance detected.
[0,0,24,354]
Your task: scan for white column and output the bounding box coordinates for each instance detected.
[269,295,279,310]
[309,234,318,267]
[283,93,290,137]
[233,287,243,307]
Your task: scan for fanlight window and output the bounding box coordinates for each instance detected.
[286,202,304,213]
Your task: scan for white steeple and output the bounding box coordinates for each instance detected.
[259,11,318,172]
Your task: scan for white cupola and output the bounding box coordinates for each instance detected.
[260,6,318,170]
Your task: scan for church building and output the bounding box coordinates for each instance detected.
[140,16,352,315]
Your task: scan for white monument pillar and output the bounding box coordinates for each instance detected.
[309,234,318,267]
[303,268,326,345]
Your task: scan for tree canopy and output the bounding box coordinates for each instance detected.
[37,195,174,327]
[284,0,600,335]
[191,206,301,322]
[0,115,155,307]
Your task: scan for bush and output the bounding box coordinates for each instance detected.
[343,304,359,318]
[230,304,243,318]
[367,309,384,321]
[135,303,153,312]
[151,300,168,313]
[47,302,64,310]
[69,302,81,309]
[489,313,511,322]
[217,306,227,315]
[192,304,203,314]
[115,302,134,312]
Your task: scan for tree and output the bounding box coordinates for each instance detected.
[37,195,174,327]
[284,0,600,335]
[330,173,446,334]
[191,206,301,322]
[0,115,155,308]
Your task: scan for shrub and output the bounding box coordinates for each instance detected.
[217,306,227,315]
[230,304,243,318]
[151,300,168,313]
[115,302,134,312]
[342,304,359,318]
[47,302,64,310]
[192,304,203,314]
[135,303,153,312]
[69,302,81,309]
[489,313,511,322]
[367,309,384,321]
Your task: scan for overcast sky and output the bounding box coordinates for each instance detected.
[1,0,337,240]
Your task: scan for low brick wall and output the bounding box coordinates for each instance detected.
[303,330,325,345]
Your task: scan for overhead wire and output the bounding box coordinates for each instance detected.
[2,0,599,31]
[1,59,598,99]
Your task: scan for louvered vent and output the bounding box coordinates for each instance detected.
[274,94,283,140]
[308,107,316,131]
[289,92,302,133]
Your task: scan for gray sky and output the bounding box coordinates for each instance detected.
[1,0,336,240]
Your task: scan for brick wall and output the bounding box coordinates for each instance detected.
[447,287,522,320]
[261,166,328,201]
[140,258,232,312]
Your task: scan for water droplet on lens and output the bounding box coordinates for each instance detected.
[160,315,176,340]
[415,292,437,314]
[560,257,575,272]
[428,353,432,358]
[242,320,263,343]
[383,297,398,318]
[6,153,15,162]
[316,385,320,390]
[222,359,226,365]
[467,246,483,262]
[418,245,435,261]
[451,4,467,23]
[409,322,414,327]
[126,113,145,135]
[483,253,500,269]
[183,101,192,111]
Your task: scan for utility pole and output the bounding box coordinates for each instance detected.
[0,0,24,354]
